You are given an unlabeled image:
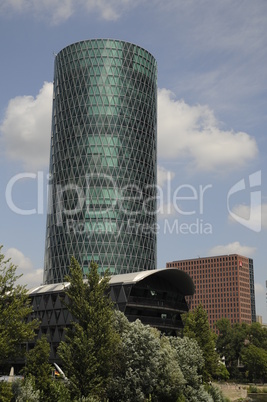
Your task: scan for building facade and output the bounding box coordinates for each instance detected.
[249,258,256,322]
[166,254,256,327]
[25,269,194,363]
[44,39,157,284]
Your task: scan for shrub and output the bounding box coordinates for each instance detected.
[247,385,258,393]
[13,376,40,402]
[0,381,13,402]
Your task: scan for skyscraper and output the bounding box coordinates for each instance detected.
[44,39,157,284]
[167,254,256,327]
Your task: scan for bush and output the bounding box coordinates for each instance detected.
[0,381,13,402]
[207,384,231,402]
[247,385,258,393]
[247,385,267,394]
[13,376,40,402]
[50,380,71,401]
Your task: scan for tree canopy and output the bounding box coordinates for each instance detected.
[216,318,267,381]
[182,304,219,381]
[57,257,119,400]
[0,245,39,366]
[108,310,216,402]
[23,335,53,401]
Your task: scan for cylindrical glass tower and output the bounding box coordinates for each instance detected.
[43,39,157,284]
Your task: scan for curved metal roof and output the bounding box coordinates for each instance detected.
[28,268,194,296]
[109,268,195,295]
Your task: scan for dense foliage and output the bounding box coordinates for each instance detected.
[1,247,265,401]
[107,311,229,402]
[57,257,120,400]
[182,304,220,381]
[216,318,267,382]
[23,335,53,401]
[108,311,185,402]
[0,245,39,366]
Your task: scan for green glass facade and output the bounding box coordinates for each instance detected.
[43,39,157,284]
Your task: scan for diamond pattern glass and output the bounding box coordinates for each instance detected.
[43,39,157,284]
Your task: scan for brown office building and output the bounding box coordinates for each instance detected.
[166,254,256,328]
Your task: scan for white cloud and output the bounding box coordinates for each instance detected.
[254,283,265,296]
[156,167,177,219]
[157,166,175,187]
[1,82,52,170]
[0,0,135,23]
[5,248,43,289]
[208,241,256,257]
[1,82,258,173]
[0,0,73,24]
[82,0,134,21]
[228,203,267,230]
[158,88,258,172]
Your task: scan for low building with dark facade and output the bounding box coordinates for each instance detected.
[25,268,194,363]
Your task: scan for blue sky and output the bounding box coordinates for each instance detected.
[0,0,266,322]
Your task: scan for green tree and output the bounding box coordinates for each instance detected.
[12,376,40,402]
[183,304,219,381]
[216,362,230,381]
[207,383,230,402]
[57,257,119,400]
[0,381,13,402]
[231,322,249,368]
[0,245,39,366]
[247,322,267,349]
[215,318,235,367]
[170,336,212,402]
[23,335,53,401]
[108,311,185,402]
[216,318,249,379]
[155,334,185,402]
[241,344,267,382]
[107,312,160,402]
